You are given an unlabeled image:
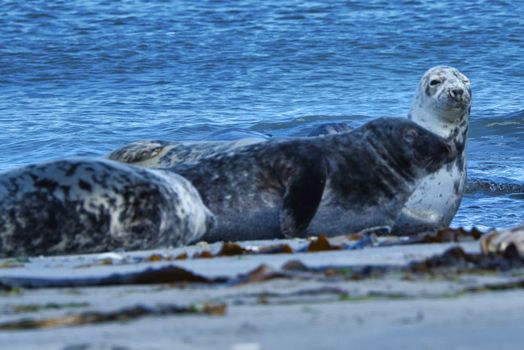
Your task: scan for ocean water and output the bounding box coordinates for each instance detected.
[0,0,523,230]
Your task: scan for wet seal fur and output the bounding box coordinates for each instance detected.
[107,66,470,235]
[108,138,264,168]
[0,159,215,257]
[172,118,456,242]
[308,66,471,234]
[392,66,471,233]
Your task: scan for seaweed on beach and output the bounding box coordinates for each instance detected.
[5,302,90,314]
[415,227,483,243]
[410,246,524,273]
[0,302,226,330]
[0,265,225,289]
[306,235,342,252]
[230,264,290,285]
[3,237,524,290]
[231,246,524,286]
[193,250,214,259]
[379,227,484,246]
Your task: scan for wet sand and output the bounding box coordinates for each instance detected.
[1,238,523,350]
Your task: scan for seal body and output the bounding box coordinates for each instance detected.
[308,122,354,136]
[305,67,471,234]
[0,159,215,257]
[108,138,265,168]
[107,66,471,235]
[391,66,471,234]
[173,118,456,242]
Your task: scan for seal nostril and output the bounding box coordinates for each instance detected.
[451,88,464,98]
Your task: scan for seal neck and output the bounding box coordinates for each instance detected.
[408,106,469,154]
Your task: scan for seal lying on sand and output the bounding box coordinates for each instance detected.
[308,67,471,234]
[172,118,456,242]
[0,159,215,257]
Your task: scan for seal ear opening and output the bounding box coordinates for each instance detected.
[279,157,327,238]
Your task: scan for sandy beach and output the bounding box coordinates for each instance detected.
[1,235,524,350]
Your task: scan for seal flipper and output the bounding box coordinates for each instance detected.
[279,157,327,238]
[391,207,440,235]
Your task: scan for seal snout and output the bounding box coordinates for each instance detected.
[446,86,470,110]
[449,87,464,99]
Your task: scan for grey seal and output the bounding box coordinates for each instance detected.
[308,122,354,136]
[307,66,471,234]
[392,66,471,233]
[172,118,456,242]
[108,138,265,168]
[0,159,215,257]
[107,66,471,235]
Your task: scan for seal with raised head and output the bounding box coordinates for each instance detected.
[391,66,471,233]
[107,66,471,235]
[308,66,471,233]
[172,118,456,242]
[0,159,215,257]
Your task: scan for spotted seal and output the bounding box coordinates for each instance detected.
[0,159,215,257]
[391,66,471,233]
[307,122,354,136]
[172,118,456,242]
[107,66,470,235]
[308,66,471,234]
[108,138,265,168]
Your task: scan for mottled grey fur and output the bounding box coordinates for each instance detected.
[107,66,470,235]
[392,66,471,234]
[308,122,353,136]
[108,138,265,168]
[173,118,456,242]
[0,159,215,257]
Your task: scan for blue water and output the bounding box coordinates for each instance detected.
[1,0,523,230]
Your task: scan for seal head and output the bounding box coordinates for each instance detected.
[410,65,471,138]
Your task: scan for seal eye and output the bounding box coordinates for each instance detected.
[429,79,442,86]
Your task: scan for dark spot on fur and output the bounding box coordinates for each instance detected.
[34,178,59,192]
[453,179,461,194]
[65,163,80,176]
[78,180,93,192]
[455,153,465,173]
